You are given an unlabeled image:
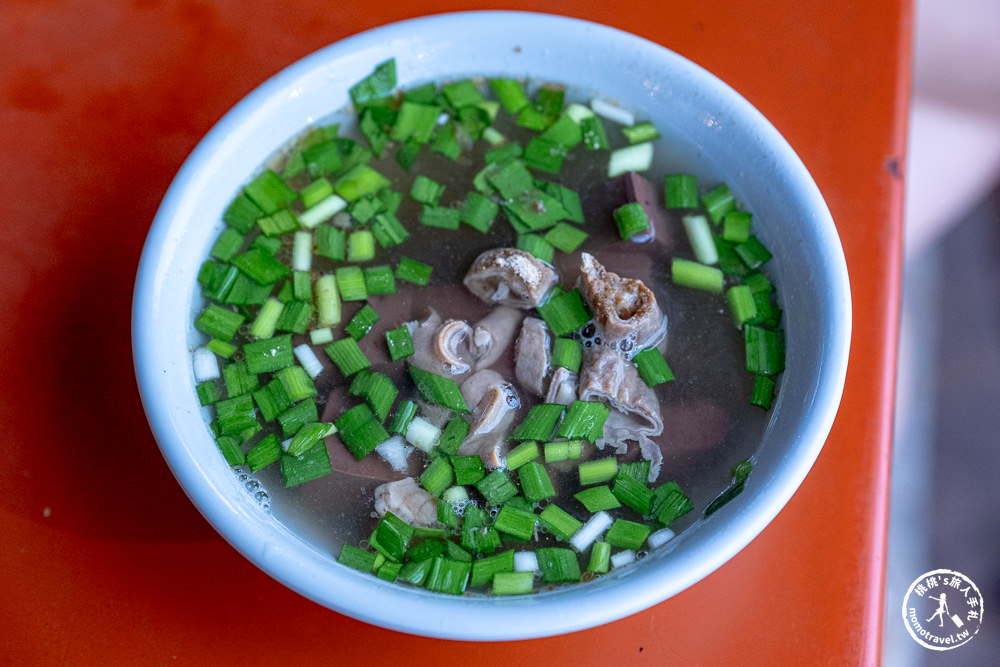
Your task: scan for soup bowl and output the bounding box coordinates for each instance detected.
[132,11,850,640]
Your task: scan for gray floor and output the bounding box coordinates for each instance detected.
[884,182,1000,665]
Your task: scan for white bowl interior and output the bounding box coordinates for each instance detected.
[133,11,850,640]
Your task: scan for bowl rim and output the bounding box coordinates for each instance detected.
[132,10,851,640]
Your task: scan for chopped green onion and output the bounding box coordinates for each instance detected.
[558,400,610,442]
[523,136,567,174]
[722,210,752,243]
[536,288,590,337]
[309,327,334,345]
[231,247,290,286]
[257,209,299,237]
[510,404,564,441]
[253,378,291,422]
[569,510,613,553]
[348,369,398,421]
[587,541,611,573]
[249,297,284,339]
[333,164,391,202]
[613,201,651,241]
[210,228,244,261]
[745,271,775,294]
[622,120,660,144]
[388,399,417,435]
[518,461,556,503]
[398,558,433,586]
[243,334,294,374]
[493,505,537,541]
[243,168,296,214]
[436,416,470,457]
[671,257,724,293]
[682,214,719,265]
[503,440,540,470]
[751,374,777,410]
[516,233,555,264]
[424,556,471,596]
[404,416,440,452]
[206,338,237,359]
[744,325,785,375]
[540,114,583,148]
[277,399,318,438]
[551,337,583,373]
[701,182,736,223]
[275,365,317,402]
[536,547,580,583]
[574,484,622,512]
[726,284,758,328]
[349,58,396,107]
[492,570,534,595]
[338,544,378,573]
[608,142,654,177]
[222,360,258,398]
[299,194,348,230]
[299,177,334,208]
[346,304,380,340]
[223,193,263,233]
[451,454,486,485]
[461,505,501,554]
[315,225,346,261]
[347,230,376,263]
[470,549,515,588]
[618,459,651,483]
[195,303,245,341]
[275,300,312,335]
[419,458,454,497]
[460,191,499,233]
[543,221,588,253]
[314,273,342,326]
[324,337,371,376]
[579,115,610,150]
[632,347,675,386]
[605,519,651,551]
[410,174,445,205]
[385,325,415,361]
[650,481,694,525]
[335,404,389,461]
[395,256,433,286]
[215,434,246,465]
[335,266,368,302]
[391,101,440,143]
[247,433,282,472]
[475,469,518,506]
[538,504,583,540]
[578,457,619,487]
[286,421,333,457]
[420,205,462,230]
[280,440,332,487]
[196,380,222,406]
[612,472,653,515]
[371,212,410,248]
[664,173,699,209]
[734,236,773,270]
[489,78,530,113]
[543,439,583,463]
[408,366,469,413]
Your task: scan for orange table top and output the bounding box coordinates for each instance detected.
[0,1,910,663]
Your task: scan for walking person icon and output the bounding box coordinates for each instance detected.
[926,592,949,627]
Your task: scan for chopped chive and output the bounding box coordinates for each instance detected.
[451,454,486,485]
[493,505,537,542]
[671,257,724,293]
[475,469,518,506]
[574,484,622,512]
[518,461,556,503]
[608,142,654,177]
[324,337,371,376]
[726,284,758,327]
[578,457,619,487]
[395,256,433,285]
[388,399,417,435]
[536,288,590,337]
[385,325,415,361]
[504,440,540,470]
[750,373,777,409]
[538,504,583,540]
[510,404,564,441]
[516,233,555,264]
[632,347,675,386]
[277,399,319,438]
[536,547,580,584]
[605,519,651,551]
[247,433,282,472]
[335,266,368,302]
[543,439,583,463]
[744,325,785,375]
[558,400,610,442]
[613,201,651,241]
[701,183,736,223]
[622,120,660,144]
[664,173,699,209]
[408,366,469,413]
[612,472,653,515]
[195,303,245,341]
[587,541,611,573]
[346,304,380,340]
[243,334,294,374]
[543,221,588,253]
[650,481,694,525]
[470,549,515,588]
[280,440,332,487]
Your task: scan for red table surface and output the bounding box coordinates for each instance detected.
[0,1,910,664]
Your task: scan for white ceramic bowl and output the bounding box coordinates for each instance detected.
[133,11,850,640]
